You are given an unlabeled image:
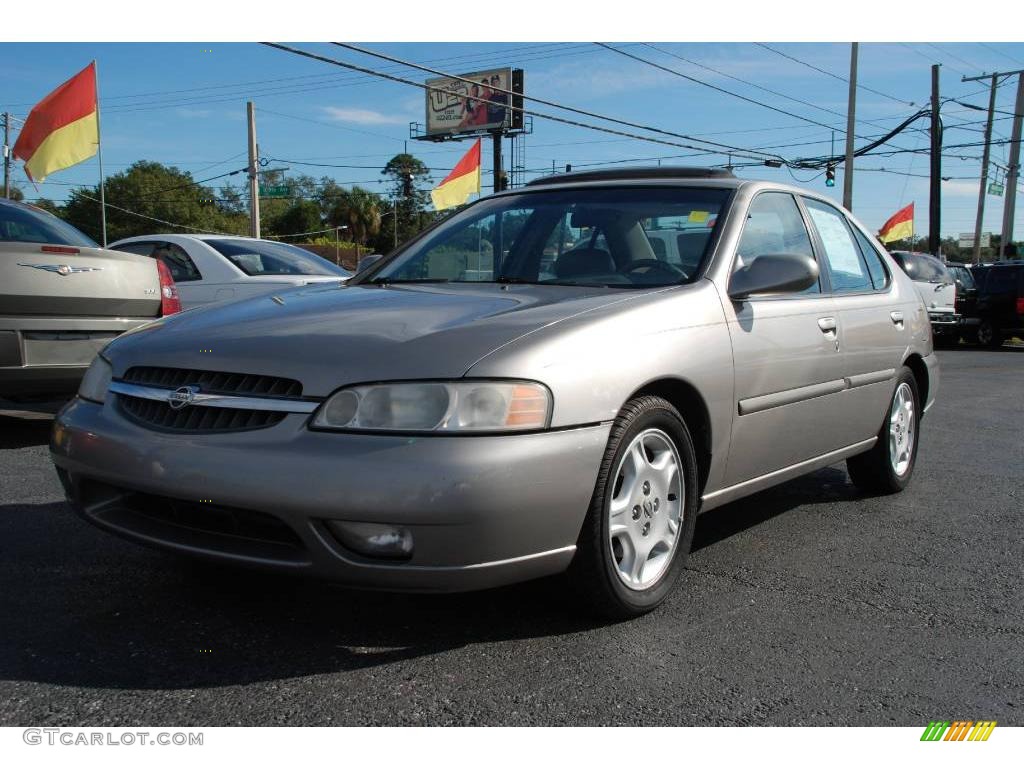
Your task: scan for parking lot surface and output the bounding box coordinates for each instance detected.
[1,348,1021,726]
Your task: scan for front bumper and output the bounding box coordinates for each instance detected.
[50,397,610,592]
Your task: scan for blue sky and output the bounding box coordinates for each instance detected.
[3,41,1024,239]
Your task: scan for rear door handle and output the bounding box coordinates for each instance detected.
[818,317,837,333]
[890,311,904,328]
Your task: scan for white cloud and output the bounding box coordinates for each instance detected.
[322,106,408,125]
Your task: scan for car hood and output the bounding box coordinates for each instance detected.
[104,282,647,396]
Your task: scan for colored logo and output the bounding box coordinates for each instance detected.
[920,721,996,742]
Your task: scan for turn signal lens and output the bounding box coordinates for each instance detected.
[78,355,112,404]
[312,380,551,433]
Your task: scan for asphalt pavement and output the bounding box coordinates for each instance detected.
[1,348,1021,726]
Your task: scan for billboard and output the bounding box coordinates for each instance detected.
[425,68,522,137]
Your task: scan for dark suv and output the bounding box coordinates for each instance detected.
[966,261,1024,347]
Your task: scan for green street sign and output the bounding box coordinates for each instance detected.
[259,185,289,198]
[988,182,1004,197]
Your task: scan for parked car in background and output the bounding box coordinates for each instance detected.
[51,168,938,618]
[889,251,959,344]
[965,260,1024,347]
[947,263,979,340]
[1,199,179,399]
[108,234,351,310]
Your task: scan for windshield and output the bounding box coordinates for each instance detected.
[0,202,98,248]
[948,265,975,290]
[205,239,350,277]
[367,186,730,288]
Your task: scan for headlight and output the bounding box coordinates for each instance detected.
[311,380,551,433]
[78,355,112,404]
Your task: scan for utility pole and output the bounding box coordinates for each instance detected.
[492,130,503,193]
[3,112,10,199]
[1000,74,1024,260]
[246,101,261,239]
[971,75,998,263]
[842,42,858,210]
[929,65,942,256]
[393,198,398,249]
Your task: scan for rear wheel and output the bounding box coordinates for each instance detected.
[568,396,699,619]
[846,368,920,494]
[976,320,1003,348]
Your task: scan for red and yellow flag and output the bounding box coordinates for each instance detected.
[878,202,914,244]
[430,139,481,211]
[13,62,99,183]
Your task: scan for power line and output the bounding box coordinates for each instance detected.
[755,43,915,106]
[597,42,921,155]
[329,41,787,160]
[261,42,787,164]
[639,43,911,135]
[72,193,238,235]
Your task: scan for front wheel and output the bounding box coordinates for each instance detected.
[846,368,920,494]
[568,395,699,619]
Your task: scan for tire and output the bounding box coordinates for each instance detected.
[976,319,1003,349]
[846,367,921,495]
[567,395,699,619]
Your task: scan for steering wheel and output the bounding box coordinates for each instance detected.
[621,259,686,279]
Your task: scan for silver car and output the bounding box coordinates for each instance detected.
[108,234,351,310]
[1,200,179,399]
[50,168,938,618]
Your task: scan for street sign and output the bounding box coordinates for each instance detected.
[259,185,288,198]
[958,232,991,249]
[988,181,1004,197]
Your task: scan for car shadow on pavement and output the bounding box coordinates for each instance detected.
[0,466,856,692]
[692,466,854,552]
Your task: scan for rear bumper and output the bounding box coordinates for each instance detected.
[0,316,153,397]
[50,396,610,592]
[927,312,961,332]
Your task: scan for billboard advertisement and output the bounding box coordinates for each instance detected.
[425,68,517,137]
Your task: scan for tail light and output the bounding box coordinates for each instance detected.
[1017,297,1024,316]
[156,260,182,315]
[41,245,81,255]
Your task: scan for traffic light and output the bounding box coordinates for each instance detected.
[825,165,836,187]
[401,172,414,197]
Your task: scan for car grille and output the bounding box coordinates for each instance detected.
[118,395,288,432]
[122,366,303,398]
[117,366,304,433]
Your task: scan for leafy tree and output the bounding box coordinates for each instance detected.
[328,186,381,246]
[273,199,323,239]
[60,160,246,241]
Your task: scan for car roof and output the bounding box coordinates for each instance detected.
[502,165,848,208]
[111,233,275,244]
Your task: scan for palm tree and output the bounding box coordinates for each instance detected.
[329,187,381,248]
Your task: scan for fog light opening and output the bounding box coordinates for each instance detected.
[325,520,414,561]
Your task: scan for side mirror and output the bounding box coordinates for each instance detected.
[728,253,819,300]
[355,253,383,274]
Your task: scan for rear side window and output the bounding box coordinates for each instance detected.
[112,241,203,282]
[736,192,819,294]
[850,227,890,290]
[0,202,98,248]
[981,267,1020,293]
[803,198,873,293]
[915,254,950,283]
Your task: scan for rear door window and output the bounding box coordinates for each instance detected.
[802,198,873,294]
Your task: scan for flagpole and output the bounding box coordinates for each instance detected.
[93,60,108,247]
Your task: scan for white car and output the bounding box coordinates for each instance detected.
[889,251,959,343]
[108,234,351,310]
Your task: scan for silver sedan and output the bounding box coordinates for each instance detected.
[50,168,938,618]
